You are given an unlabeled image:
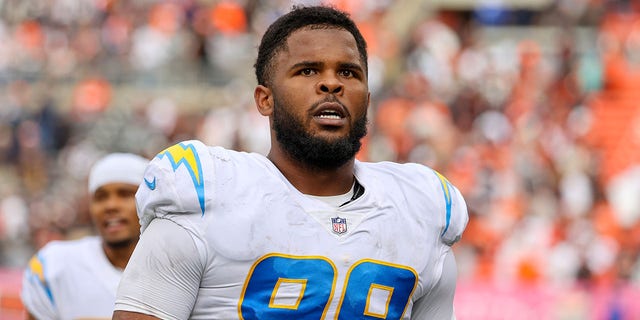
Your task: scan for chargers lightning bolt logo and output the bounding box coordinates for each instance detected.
[27,254,54,304]
[158,142,206,215]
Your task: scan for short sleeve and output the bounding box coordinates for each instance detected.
[115,218,204,319]
[21,252,58,319]
[410,250,457,319]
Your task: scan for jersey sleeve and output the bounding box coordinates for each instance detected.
[21,251,58,320]
[432,170,469,246]
[118,140,213,318]
[136,139,215,232]
[115,218,203,319]
[410,250,457,319]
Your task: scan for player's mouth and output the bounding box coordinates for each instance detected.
[103,218,128,233]
[312,102,348,126]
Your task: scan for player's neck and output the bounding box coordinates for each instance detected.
[267,148,355,196]
[102,241,137,270]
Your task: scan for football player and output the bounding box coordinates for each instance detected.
[22,153,148,320]
[114,5,468,320]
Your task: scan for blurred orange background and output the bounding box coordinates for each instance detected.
[1,0,640,319]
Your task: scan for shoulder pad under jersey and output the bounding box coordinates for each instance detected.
[136,140,215,231]
[431,169,469,246]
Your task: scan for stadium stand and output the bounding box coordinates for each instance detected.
[1,0,640,318]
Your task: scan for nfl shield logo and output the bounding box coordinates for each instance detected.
[331,217,348,235]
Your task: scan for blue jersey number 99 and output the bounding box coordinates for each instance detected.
[239,254,418,319]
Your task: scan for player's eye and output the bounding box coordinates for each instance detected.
[339,70,353,77]
[93,191,107,202]
[118,189,136,198]
[300,68,316,76]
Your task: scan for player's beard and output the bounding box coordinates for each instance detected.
[272,97,367,170]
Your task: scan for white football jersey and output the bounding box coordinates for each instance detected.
[116,140,468,319]
[21,236,123,320]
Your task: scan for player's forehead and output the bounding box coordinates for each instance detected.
[276,27,362,66]
[93,182,138,195]
[285,25,355,49]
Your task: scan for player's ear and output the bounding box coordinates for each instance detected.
[254,85,273,116]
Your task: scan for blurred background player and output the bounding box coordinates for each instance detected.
[21,153,148,320]
[113,5,467,320]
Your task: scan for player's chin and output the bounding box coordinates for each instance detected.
[103,235,136,249]
[313,128,350,140]
[101,226,136,245]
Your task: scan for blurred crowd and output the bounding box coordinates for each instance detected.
[1,0,640,293]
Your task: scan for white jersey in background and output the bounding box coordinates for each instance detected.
[115,140,468,319]
[21,236,122,320]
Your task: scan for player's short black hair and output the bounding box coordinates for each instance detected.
[254,5,368,86]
